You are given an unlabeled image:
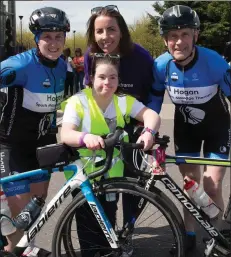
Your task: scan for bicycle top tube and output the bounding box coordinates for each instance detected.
[0,165,78,185]
[165,155,231,167]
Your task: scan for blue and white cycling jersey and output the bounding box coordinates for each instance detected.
[148,46,231,116]
[0,48,66,143]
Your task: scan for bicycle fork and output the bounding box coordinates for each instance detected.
[81,181,119,249]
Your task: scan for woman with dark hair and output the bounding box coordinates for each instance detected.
[63,47,75,97]
[73,47,85,91]
[84,5,153,102]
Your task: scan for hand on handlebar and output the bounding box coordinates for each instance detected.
[136,131,154,151]
[83,134,105,150]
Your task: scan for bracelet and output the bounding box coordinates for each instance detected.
[141,127,156,137]
[79,132,88,146]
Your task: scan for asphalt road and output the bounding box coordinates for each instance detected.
[34,94,231,257]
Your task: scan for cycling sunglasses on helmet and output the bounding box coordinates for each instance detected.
[91,5,119,15]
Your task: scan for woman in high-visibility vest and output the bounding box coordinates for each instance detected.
[61,54,161,257]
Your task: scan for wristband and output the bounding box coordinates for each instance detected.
[141,127,156,137]
[79,132,88,146]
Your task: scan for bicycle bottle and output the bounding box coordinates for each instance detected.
[13,195,45,230]
[184,178,220,219]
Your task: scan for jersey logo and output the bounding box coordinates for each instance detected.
[219,146,227,153]
[192,73,198,81]
[49,14,57,19]
[38,113,54,139]
[171,72,178,81]
[43,78,51,88]
[179,106,205,125]
[0,67,16,86]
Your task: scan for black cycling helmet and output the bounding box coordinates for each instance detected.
[29,7,70,34]
[159,5,200,35]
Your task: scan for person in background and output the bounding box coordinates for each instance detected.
[73,47,85,92]
[61,54,161,257]
[0,6,70,257]
[63,47,76,98]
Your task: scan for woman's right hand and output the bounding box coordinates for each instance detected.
[83,134,105,150]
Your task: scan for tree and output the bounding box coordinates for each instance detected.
[16,30,87,56]
[129,15,166,58]
[64,33,87,57]
[148,1,231,54]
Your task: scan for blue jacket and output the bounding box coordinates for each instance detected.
[0,48,66,143]
[148,46,231,114]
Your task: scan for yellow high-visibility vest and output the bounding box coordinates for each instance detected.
[61,88,135,181]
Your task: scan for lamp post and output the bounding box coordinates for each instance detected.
[18,15,23,52]
[73,30,76,55]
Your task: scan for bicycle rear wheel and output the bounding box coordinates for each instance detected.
[52,179,186,257]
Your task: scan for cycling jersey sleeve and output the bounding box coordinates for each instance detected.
[0,56,26,89]
[147,60,165,114]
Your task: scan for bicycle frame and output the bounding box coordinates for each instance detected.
[142,146,231,256]
[0,160,119,255]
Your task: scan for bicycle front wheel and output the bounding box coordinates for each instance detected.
[52,179,185,257]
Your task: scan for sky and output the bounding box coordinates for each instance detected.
[16,1,158,36]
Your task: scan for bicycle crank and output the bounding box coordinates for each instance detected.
[204,230,231,257]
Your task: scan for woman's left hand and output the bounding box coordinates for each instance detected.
[136,131,154,151]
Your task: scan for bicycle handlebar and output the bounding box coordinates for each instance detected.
[69,127,170,180]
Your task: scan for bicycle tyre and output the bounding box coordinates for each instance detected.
[52,178,186,257]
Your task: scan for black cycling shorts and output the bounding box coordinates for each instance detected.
[174,111,231,159]
[0,136,56,197]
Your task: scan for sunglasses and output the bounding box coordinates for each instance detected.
[90,53,120,77]
[91,5,119,15]
[93,53,120,59]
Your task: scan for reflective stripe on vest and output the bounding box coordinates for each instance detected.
[61,88,135,181]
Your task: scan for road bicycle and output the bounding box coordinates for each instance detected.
[119,127,231,257]
[53,128,231,257]
[0,128,185,257]
[0,128,230,257]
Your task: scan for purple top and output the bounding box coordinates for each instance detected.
[84,43,154,104]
